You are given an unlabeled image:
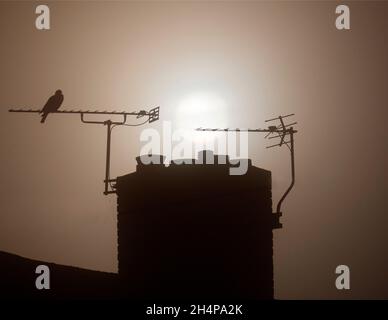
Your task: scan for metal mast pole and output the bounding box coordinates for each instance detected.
[276,128,295,214]
[104,120,112,195]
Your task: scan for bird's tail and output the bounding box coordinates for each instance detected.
[41,113,48,123]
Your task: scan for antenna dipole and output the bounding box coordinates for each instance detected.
[9,106,160,195]
[196,114,297,226]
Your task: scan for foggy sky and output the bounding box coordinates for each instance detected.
[0,1,387,299]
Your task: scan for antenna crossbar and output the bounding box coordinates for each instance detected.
[196,127,297,133]
[8,108,153,116]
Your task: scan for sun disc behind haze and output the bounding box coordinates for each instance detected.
[174,91,229,147]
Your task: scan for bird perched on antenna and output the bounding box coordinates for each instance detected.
[40,89,64,123]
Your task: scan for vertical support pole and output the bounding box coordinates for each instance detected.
[290,128,295,188]
[104,120,112,195]
[275,127,295,214]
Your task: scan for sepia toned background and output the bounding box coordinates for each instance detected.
[0,1,387,299]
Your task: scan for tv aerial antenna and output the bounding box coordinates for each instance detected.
[9,106,160,195]
[196,114,297,228]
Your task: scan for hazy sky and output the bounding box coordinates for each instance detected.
[0,1,387,299]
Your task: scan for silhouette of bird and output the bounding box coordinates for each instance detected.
[40,90,64,123]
